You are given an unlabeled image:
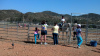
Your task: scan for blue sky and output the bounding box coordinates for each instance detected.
[0,0,100,15]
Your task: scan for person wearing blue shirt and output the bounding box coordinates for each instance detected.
[76,24,83,48]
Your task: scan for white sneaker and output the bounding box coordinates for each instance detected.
[44,42,47,45]
[77,46,81,48]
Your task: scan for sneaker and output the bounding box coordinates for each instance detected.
[77,46,81,48]
[41,42,43,45]
[44,42,47,45]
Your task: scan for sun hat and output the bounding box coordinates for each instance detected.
[77,24,81,27]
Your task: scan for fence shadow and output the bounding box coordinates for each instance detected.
[23,41,40,44]
[91,50,100,53]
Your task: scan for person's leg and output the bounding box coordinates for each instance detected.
[75,32,77,37]
[37,33,40,39]
[41,30,44,44]
[78,36,83,47]
[44,35,46,43]
[76,36,79,46]
[53,33,56,45]
[44,30,47,45]
[34,34,37,44]
[41,35,43,44]
[73,32,75,37]
[55,33,58,44]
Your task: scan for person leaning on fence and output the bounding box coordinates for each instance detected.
[34,27,40,44]
[41,20,48,45]
[76,24,83,48]
[73,23,77,40]
[51,22,59,45]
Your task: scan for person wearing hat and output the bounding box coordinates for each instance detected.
[73,23,77,40]
[76,24,83,48]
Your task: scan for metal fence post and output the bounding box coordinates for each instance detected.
[17,22,19,38]
[7,22,8,37]
[85,15,88,44]
[68,13,72,44]
[27,24,30,41]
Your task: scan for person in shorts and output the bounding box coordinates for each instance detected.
[41,20,48,45]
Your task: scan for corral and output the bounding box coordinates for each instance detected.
[0,21,100,56]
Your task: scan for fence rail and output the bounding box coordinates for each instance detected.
[0,22,100,45]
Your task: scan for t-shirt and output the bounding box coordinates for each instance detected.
[41,24,48,30]
[53,25,59,33]
[61,19,65,23]
[76,28,81,37]
[34,30,38,34]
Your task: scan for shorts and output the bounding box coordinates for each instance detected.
[73,32,77,35]
[41,30,47,35]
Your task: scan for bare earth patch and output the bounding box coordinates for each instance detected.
[0,41,100,56]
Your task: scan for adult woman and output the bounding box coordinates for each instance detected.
[52,22,59,45]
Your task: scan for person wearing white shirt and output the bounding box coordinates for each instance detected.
[61,16,66,26]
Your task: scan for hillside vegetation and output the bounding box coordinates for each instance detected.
[0,10,100,25]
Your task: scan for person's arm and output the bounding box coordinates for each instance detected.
[37,28,40,31]
[80,29,83,37]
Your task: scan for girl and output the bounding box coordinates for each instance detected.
[34,27,40,44]
[76,24,83,48]
[41,20,48,45]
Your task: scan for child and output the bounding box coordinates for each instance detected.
[61,16,66,26]
[73,23,77,40]
[41,20,48,45]
[34,27,40,44]
[51,22,59,45]
[76,24,83,48]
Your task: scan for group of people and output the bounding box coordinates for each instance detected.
[33,16,83,48]
[33,20,59,45]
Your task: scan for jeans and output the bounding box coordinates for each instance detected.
[76,36,83,47]
[34,34,40,44]
[53,33,58,45]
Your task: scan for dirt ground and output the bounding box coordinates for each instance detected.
[0,26,100,56]
[0,40,100,56]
